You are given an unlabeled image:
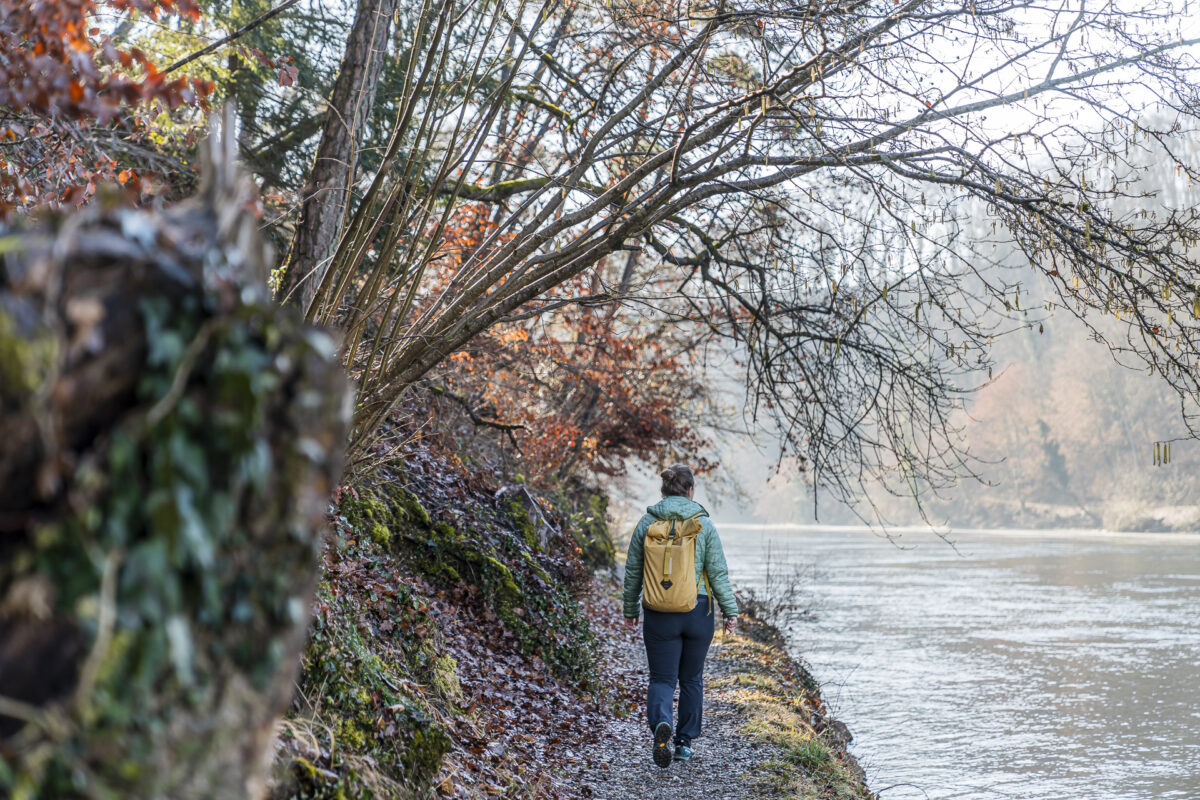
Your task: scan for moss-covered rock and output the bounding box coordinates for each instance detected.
[537,483,616,571]
[570,491,617,570]
[341,484,432,548]
[0,160,351,799]
[276,581,450,799]
[506,496,541,551]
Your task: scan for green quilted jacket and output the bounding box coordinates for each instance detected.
[622,495,738,618]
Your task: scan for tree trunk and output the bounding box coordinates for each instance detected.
[279,0,399,310]
[0,121,352,799]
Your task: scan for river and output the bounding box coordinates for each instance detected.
[718,525,1200,800]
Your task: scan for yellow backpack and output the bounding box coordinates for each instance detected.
[642,514,711,613]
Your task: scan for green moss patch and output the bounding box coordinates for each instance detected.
[340,479,598,686]
[0,306,54,401]
[717,616,873,800]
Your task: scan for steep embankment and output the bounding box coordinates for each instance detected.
[267,440,871,800]
[267,440,621,799]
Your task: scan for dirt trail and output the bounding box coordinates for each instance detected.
[562,581,791,800]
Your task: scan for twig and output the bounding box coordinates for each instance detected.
[0,694,43,724]
[423,384,525,431]
[0,693,75,743]
[422,382,525,450]
[495,293,614,324]
[144,320,222,428]
[163,0,305,75]
[73,550,122,711]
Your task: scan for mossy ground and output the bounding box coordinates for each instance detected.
[712,616,874,800]
[270,447,613,799]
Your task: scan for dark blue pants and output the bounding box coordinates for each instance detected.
[643,596,714,742]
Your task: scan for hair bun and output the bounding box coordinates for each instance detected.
[659,464,694,497]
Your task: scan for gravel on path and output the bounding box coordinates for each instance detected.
[558,576,858,800]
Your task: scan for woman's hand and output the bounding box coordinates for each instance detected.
[624,616,639,630]
[722,616,738,636]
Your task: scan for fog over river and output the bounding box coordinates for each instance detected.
[718,525,1200,800]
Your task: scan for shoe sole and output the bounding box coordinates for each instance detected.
[653,722,673,768]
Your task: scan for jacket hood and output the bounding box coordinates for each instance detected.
[646,495,708,520]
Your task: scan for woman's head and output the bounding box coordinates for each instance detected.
[660,464,695,498]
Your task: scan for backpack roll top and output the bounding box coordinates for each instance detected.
[641,514,704,613]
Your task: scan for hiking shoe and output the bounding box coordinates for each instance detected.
[652,721,673,768]
[673,743,693,762]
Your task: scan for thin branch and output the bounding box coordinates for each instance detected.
[163,0,305,75]
[422,382,526,450]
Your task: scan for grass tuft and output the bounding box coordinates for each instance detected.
[717,613,874,800]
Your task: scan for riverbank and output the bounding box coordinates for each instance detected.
[938,499,1200,533]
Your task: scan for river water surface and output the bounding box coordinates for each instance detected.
[718,525,1200,800]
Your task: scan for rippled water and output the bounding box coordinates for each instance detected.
[718,525,1200,800]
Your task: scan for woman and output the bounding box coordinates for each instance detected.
[622,464,738,767]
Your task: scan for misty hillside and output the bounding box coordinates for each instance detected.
[934,313,1200,530]
[742,295,1200,531]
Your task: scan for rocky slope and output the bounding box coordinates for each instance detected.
[267,437,618,799]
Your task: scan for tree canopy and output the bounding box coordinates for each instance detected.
[9,0,1200,506]
[261,0,1199,503]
